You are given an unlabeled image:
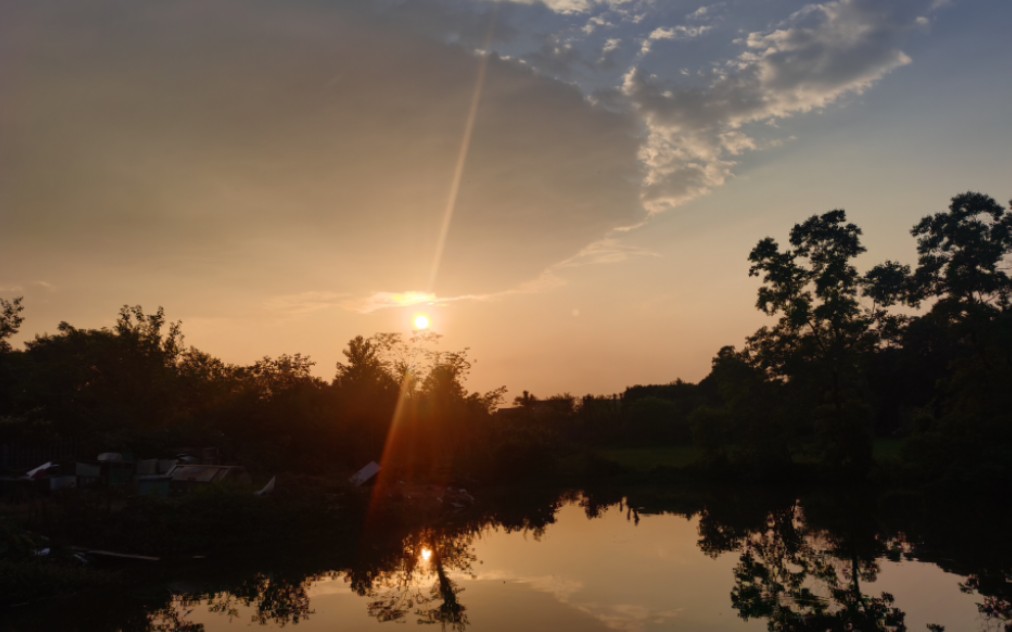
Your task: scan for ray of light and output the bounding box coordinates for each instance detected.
[367,9,498,527]
[426,7,498,293]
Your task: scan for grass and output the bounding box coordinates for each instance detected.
[873,438,904,464]
[594,446,703,472]
[598,439,905,473]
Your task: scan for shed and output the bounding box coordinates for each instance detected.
[349,461,381,486]
[167,464,251,489]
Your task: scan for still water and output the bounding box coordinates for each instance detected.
[9,488,1012,631]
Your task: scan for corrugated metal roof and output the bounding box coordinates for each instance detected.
[169,464,243,483]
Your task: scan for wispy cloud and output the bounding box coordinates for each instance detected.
[558,238,658,267]
[377,0,941,294]
[341,270,567,314]
[473,569,683,631]
[265,291,349,316]
[341,291,440,314]
[623,0,933,214]
[340,236,653,314]
[0,281,55,294]
[599,37,622,64]
[639,24,713,55]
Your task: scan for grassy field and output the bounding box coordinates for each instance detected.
[594,446,703,472]
[596,439,905,472]
[872,438,904,463]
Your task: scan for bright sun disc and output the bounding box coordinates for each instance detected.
[414,314,430,330]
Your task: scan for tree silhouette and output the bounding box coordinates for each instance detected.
[0,296,24,352]
[730,503,907,631]
[908,192,1012,315]
[746,210,875,471]
[363,528,476,631]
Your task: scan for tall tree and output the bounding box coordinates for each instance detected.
[0,296,24,352]
[335,335,396,393]
[16,306,185,449]
[908,192,1012,316]
[859,193,1012,487]
[746,210,875,470]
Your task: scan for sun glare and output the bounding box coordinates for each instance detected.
[414,314,431,330]
[420,547,433,563]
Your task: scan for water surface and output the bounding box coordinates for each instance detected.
[7,488,1010,631]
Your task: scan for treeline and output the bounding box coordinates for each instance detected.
[0,304,506,479]
[0,191,1009,487]
[504,192,1012,488]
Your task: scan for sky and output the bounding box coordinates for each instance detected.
[2,0,1010,398]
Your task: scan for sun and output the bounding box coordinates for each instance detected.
[414,314,431,330]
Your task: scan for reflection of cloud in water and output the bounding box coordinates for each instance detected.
[474,569,584,602]
[304,576,355,598]
[472,570,684,632]
[580,602,684,632]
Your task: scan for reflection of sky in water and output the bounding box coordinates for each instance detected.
[180,501,985,631]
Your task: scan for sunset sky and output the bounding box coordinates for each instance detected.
[3,0,1010,398]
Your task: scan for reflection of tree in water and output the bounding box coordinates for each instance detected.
[960,573,1012,632]
[145,605,206,632]
[202,572,314,625]
[727,502,907,631]
[52,488,1006,632]
[145,571,315,630]
[361,528,477,631]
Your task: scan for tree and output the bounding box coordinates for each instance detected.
[114,304,183,362]
[730,502,907,631]
[860,193,1012,486]
[747,210,872,392]
[0,296,25,352]
[0,297,26,419]
[15,306,186,449]
[333,335,402,465]
[335,335,397,393]
[693,346,788,473]
[746,210,875,471]
[908,192,1012,316]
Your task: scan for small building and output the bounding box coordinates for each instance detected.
[167,464,251,491]
[349,461,381,486]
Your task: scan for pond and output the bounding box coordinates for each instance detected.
[4,487,1009,631]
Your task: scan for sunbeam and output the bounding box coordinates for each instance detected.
[425,7,498,293]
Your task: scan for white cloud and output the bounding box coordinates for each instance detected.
[489,0,594,14]
[640,24,712,55]
[686,6,710,21]
[342,291,440,314]
[623,0,929,214]
[648,25,712,41]
[583,15,613,34]
[599,37,622,63]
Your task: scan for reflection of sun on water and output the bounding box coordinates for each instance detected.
[414,314,431,330]
[420,547,433,563]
